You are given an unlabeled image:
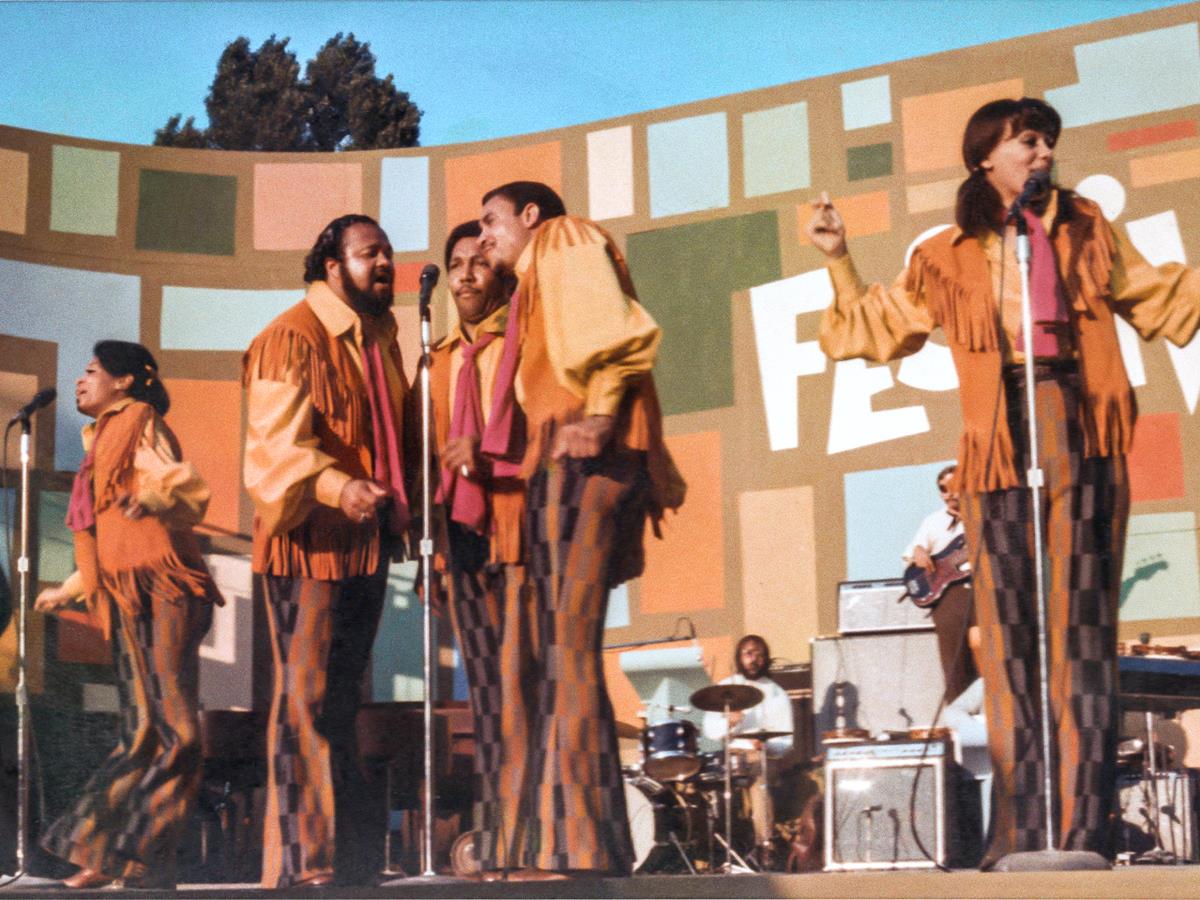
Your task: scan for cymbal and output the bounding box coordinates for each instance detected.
[614,720,642,740]
[690,683,764,713]
[732,729,791,742]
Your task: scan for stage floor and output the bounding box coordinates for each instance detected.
[2,866,1196,899]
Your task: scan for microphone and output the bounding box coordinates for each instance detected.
[1006,170,1051,222]
[7,386,56,426]
[417,263,439,349]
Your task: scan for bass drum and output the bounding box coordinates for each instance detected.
[625,777,703,874]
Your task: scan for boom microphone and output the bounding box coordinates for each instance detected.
[7,387,56,426]
[1007,170,1051,222]
[417,263,439,320]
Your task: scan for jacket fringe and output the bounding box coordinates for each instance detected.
[908,247,1001,352]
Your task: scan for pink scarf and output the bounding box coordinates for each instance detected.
[65,417,111,532]
[479,291,524,477]
[1019,209,1070,357]
[438,332,496,533]
[361,338,411,530]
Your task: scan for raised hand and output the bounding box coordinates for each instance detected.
[806,191,848,260]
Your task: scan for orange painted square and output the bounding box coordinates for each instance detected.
[0,148,29,235]
[1128,412,1185,503]
[640,431,724,614]
[444,141,562,234]
[56,608,109,665]
[901,79,1024,173]
[601,635,735,729]
[254,163,363,250]
[1129,148,1200,188]
[395,261,426,294]
[1107,120,1197,152]
[163,379,242,533]
[796,190,890,244]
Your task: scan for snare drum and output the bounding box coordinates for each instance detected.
[642,720,701,781]
[696,749,755,786]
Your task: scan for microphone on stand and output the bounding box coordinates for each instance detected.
[1006,170,1051,225]
[418,263,439,350]
[7,387,56,427]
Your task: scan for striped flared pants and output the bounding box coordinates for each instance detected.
[962,366,1128,867]
[40,594,212,882]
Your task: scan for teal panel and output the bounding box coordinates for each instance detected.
[844,460,955,580]
[647,112,729,218]
[380,156,430,252]
[136,169,237,255]
[50,145,119,236]
[160,286,301,351]
[604,583,630,630]
[1120,512,1200,622]
[371,561,425,701]
[742,102,810,198]
[37,491,74,583]
[627,211,781,415]
[0,258,140,470]
[842,75,892,130]
[847,143,893,181]
[1046,23,1200,127]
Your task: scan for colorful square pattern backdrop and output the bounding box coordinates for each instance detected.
[136,169,237,255]
[0,148,29,235]
[160,286,302,351]
[640,431,725,615]
[647,112,730,218]
[379,156,430,252]
[742,102,810,198]
[50,145,120,236]
[443,141,562,233]
[254,162,363,250]
[163,379,243,533]
[627,211,781,415]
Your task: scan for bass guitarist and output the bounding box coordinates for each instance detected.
[903,464,977,701]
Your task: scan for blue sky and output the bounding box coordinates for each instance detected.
[0,0,1187,147]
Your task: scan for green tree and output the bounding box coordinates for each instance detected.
[154,33,422,151]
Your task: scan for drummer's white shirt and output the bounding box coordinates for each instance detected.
[700,673,794,757]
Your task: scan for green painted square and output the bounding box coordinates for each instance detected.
[50,145,120,236]
[136,169,237,255]
[38,491,75,583]
[627,211,781,416]
[847,142,893,181]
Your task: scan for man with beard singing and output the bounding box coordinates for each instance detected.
[243,215,410,889]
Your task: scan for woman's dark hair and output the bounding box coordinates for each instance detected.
[303,213,381,284]
[955,97,1062,234]
[93,340,170,415]
[444,220,482,270]
[481,181,566,225]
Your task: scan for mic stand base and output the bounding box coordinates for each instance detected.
[991,850,1110,873]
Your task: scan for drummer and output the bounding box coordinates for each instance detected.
[701,635,794,854]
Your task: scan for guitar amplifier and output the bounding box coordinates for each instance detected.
[823,741,981,870]
[837,578,935,635]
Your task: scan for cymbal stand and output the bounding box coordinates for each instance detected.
[1133,709,1177,864]
[715,701,752,874]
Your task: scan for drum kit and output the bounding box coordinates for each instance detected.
[622,682,791,874]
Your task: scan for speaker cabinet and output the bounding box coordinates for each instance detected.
[1117,771,1198,862]
[838,578,935,634]
[811,633,946,742]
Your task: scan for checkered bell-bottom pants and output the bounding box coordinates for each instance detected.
[520,451,646,875]
[40,593,212,881]
[259,569,387,889]
[962,367,1129,868]
[445,524,533,872]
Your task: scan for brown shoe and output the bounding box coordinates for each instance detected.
[290,872,335,889]
[61,868,114,889]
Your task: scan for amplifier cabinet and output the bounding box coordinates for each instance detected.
[823,741,980,871]
[811,633,945,741]
[838,578,935,634]
[1117,770,1198,862]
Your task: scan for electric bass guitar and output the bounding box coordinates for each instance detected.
[902,533,970,608]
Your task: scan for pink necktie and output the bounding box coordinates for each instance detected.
[361,338,410,530]
[1019,209,1070,357]
[479,293,524,477]
[439,332,496,533]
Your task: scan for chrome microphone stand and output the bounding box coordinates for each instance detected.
[416,265,440,878]
[993,198,1107,872]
